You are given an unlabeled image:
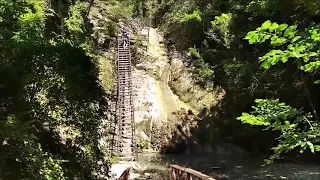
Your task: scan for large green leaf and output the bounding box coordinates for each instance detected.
[261,20,272,29]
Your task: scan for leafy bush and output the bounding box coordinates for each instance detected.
[245,20,320,74]
[107,0,134,21]
[210,13,232,48]
[237,99,320,164]
[0,0,110,179]
[188,47,214,85]
[184,9,202,22]
[137,139,148,149]
[64,2,87,34]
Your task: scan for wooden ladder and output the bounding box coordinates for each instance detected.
[112,35,136,161]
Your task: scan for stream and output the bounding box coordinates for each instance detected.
[137,151,320,180]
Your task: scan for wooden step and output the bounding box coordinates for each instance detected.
[117,82,132,84]
[117,79,132,81]
[118,66,131,68]
[117,80,132,82]
[117,78,131,80]
[116,108,134,112]
[118,122,134,125]
[119,124,134,128]
[119,133,133,137]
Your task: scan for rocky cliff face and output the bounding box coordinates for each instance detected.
[133,28,190,124]
[132,27,225,153]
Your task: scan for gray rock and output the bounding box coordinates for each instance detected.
[137,130,150,141]
[144,172,151,178]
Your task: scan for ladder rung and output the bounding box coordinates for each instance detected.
[118,77,131,80]
[117,82,132,84]
[116,107,134,110]
[118,84,132,86]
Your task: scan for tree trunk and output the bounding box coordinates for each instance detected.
[142,0,147,17]
[57,0,64,36]
[301,72,319,120]
[85,0,95,19]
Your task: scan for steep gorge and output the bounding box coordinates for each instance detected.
[1,0,320,179]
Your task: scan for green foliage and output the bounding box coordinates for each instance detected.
[64,2,87,34]
[184,9,202,22]
[109,156,120,164]
[4,0,46,44]
[40,152,66,180]
[163,1,195,24]
[238,99,301,126]
[245,0,279,15]
[188,47,214,85]
[245,21,320,74]
[1,114,67,179]
[210,13,232,48]
[237,99,320,164]
[137,139,148,149]
[244,21,320,163]
[188,47,201,58]
[0,0,110,179]
[220,60,254,92]
[107,0,134,21]
[106,21,118,37]
[98,55,114,93]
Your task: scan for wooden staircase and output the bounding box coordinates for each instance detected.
[112,36,136,161]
